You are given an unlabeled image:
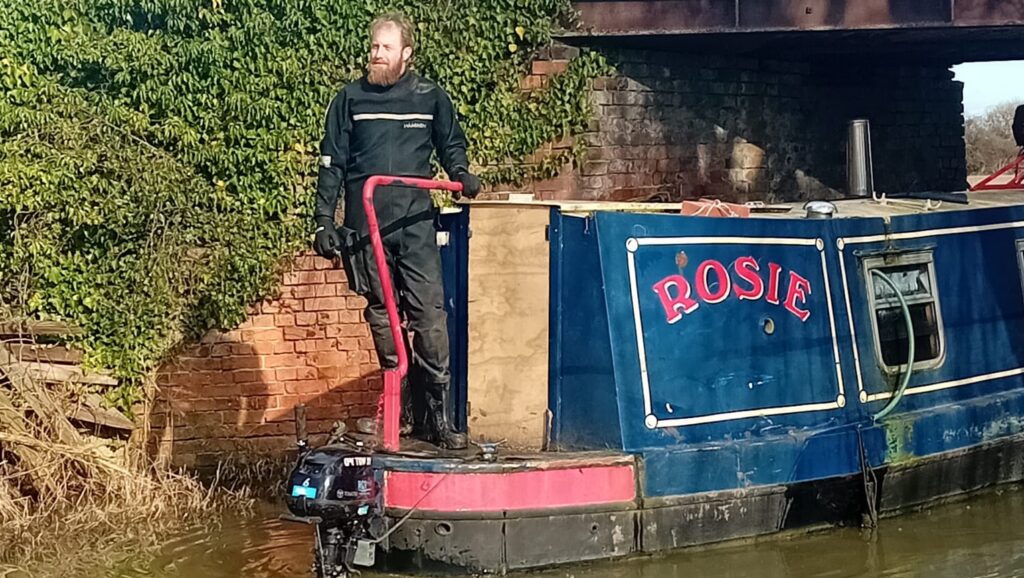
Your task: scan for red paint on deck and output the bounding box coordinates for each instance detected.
[384,465,637,512]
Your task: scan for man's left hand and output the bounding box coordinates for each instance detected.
[453,170,482,199]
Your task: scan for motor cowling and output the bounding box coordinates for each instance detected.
[286,445,378,521]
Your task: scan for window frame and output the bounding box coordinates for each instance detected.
[862,251,946,375]
[1017,239,1024,299]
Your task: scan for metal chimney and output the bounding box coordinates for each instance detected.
[847,119,874,197]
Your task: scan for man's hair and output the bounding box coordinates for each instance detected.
[370,12,415,52]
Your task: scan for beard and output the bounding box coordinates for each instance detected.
[367,59,404,87]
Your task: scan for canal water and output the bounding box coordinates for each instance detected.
[104,485,1024,578]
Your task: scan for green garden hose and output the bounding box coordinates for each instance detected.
[871,269,915,421]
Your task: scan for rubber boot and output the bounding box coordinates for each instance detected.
[400,376,413,437]
[406,366,429,438]
[424,385,467,450]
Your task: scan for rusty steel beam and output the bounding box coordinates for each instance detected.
[739,0,951,29]
[955,0,1024,25]
[571,0,736,34]
[571,0,1024,35]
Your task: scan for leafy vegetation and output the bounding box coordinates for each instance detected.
[0,0,606,404]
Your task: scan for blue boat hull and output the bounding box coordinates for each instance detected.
[380,202,1024,572]
[380,429,1024,573]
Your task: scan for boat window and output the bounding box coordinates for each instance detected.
[863,252,944,372]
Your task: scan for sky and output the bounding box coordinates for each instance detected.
[952,60,1024,117]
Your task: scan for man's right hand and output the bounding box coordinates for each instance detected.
[313,217,342,259]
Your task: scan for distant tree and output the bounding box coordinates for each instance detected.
[965,101,1022,176]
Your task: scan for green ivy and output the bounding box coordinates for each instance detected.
[0,0,607,406]
[0,1,606,405]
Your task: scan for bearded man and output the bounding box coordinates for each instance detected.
[312,12,480,450]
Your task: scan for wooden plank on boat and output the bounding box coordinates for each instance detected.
[0,320,83,336]
[376,451,636,473]
[21,361,117,386]
[467,205,550,450]
[5,344,84,364]
[467,199,794,214]
[469,199,682,212]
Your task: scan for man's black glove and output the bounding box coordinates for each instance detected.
[313,217,342,259]
[453,170,482,199]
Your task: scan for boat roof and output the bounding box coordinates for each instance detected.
[769,190,1024,220]
[467,190,1024,220]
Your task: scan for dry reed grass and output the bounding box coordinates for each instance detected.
[0,364,255,577]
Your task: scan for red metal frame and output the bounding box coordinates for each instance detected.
[971,148,1024,192]
[362,175,463,452]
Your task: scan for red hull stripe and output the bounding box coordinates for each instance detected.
[384,465,637,512]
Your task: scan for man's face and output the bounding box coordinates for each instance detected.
[368,23,411,86]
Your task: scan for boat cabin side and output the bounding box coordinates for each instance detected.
[444,197,1024,460]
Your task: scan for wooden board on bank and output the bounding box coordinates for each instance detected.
[0,320,83,337]
[466,205,550,450]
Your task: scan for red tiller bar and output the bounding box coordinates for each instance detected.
[361,175,464,452]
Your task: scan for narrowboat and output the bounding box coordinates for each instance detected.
[284,175,1024,576]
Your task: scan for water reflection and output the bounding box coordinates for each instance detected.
[107,485,1024,578]
[104,504,313,578]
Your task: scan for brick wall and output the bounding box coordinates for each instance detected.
[151,252,380,469]
[533,48,966,202]
[576,51,815,202]
[804,61,967,195]
[488,44,584,200]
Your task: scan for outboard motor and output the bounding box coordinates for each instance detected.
[284,405,385,578]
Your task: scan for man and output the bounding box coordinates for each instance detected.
[312,12,480,450]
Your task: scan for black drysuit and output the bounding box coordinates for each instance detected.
[314,71,469,395]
